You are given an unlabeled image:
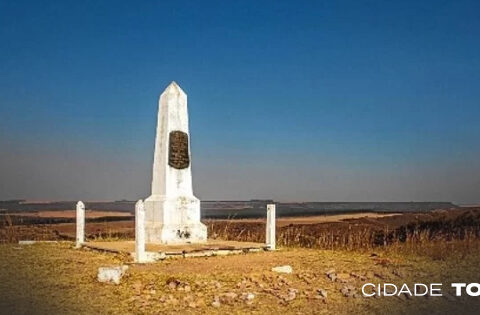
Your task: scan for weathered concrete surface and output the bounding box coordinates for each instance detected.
[132,251,166,262]
[75,201,85,248]
[135,199,146,263]
[145,82,207,244]
[266,204,276,250]
[84,240,269,259]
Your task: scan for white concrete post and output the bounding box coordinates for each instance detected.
[135,199,146,263]
[266,204,276,250]
[75,201,85,248]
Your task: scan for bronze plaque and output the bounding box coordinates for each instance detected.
[168,131,190,169]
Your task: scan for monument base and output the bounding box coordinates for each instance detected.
[144,195,207,244]
[144,222,207,244]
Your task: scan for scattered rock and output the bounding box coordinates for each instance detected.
[340,284,359,298]
[326,269,337,282]
[97,265,128,285]
[272,265,293,274]
[166,278,190,291]
[317,288,328,299]
[297,272,316,284]
[278,275,290,285]
[167,278,179,289]
[277,288,298,303]
[241,292,255,305]
[219,292,238,305]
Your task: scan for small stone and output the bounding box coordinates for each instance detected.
[272,265,293,274]
[219,292,238,305]
[283,291,296,302]
[241,292,255,305]
[326,269,337,282]
[345,284,356,291]
[243,292,255,301]
[317,289,327,298]
[167,278,179,289]
[340,285,357,298]
[211,300,221,308]
[97,266,128,285]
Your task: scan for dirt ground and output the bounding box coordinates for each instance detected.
[0,241,479,314]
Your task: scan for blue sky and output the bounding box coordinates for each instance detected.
[1,0,479,203]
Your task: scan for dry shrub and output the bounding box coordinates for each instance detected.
[207,210,480,251]
[1,214,17,243]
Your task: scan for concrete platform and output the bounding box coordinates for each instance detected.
[82,240,270,260]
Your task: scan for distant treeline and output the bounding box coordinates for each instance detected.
[0,200,458,220]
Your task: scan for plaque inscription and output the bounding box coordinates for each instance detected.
[168,131,190,169]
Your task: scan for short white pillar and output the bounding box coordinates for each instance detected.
[75,201,85,248]
[266,204,276,250]
[135,199,146,263]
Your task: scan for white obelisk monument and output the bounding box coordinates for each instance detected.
[144,82,207,244]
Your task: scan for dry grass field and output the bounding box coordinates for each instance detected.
[1,241,479,314]
[1,208,480,314]
[2,208,480,249]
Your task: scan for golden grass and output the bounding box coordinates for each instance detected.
[1,241,479,314]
